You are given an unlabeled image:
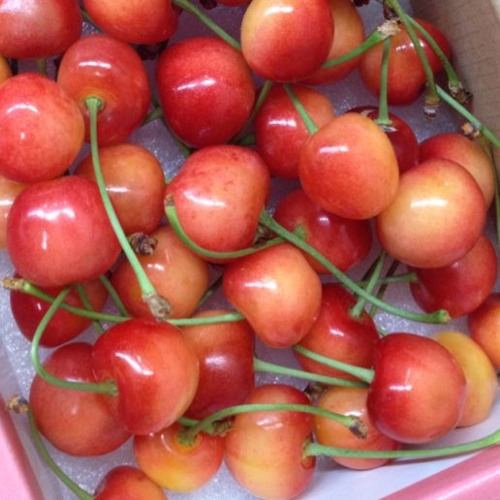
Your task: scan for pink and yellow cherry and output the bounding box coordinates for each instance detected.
[165,145,270,259]
[0,175,26,249]
[302,0,366,85]
[359,18,451,105]
[0,55,12,83]
[181,310,255,420]
[314,386,401,470]
[74,143,166,235]
[241,0,334,81]
[295,283,379,381]
[0,73,84,183]
[11,277,108,347]
[255,84,335,179]
[0,0,82,59]
[349,105,419,173]
[468,293,500,369]
[433,330,497,427]
[57,34,151,146]
[7,176,120,288]
[111,225,210,320]
[367,333,466,444]
[29,342,131,456]
[83,0,179,44]
[133,422,225,493]
[94,466,167,500]
[91,319,199,435]
[419,132,495,207]
[224,384,316,499]
[298,112,399,220]
[156,36,255,148]
[409,234,497,319]
[223,243,322,348]
[376,158,487,268]
[273,189,372,274]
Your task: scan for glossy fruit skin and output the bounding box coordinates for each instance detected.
[376,158,486,268]
[314,386,401,470]
[74,143,166,235]
[57,34,151,146]
[0,73,85,183]
[0,175,26,249]
[7,176,120,288]
[94,465,166,500]
[165,145,270,258]
[83,0,179,44]
[181,310,255,420]
[111,225,210,320]
[134,422,225,493]
[409,234,497,318]
[241,0,334,81]
[29,343,131,456]
[433,330,498,427]
[223,243,322,348]
[11,277,108,347]
[367,333,466,444]
[359,18,451,104]
[299,113,399,220]
[0,0,82,59]
[273,189,372,273]
[255,84,335,179]
[225,384,316,499]
[295,283,379,381]
[157,36,255,148]
[91,319,199,435]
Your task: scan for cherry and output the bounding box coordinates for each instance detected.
[0,0,82,59]
[0,73,84,183]
[74,143,166,235]
[7,175,121,287]
[29,342,131,456]
[273,189,372,274]
[254,84,335,179]
[298,112,399,220]
[133,422,225,493]
[156,36,255,148]
[409,234,498,318]
[224,383,316,499]
[223,243,322,348]
[0,175,26,249]
[376,158,487,268]
[91,318,199,435]
[57,34,151,146]
[240,0,334,81]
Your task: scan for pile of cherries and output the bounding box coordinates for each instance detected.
[1,0,499,498]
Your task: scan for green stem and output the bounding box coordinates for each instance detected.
[306,429,500,459]
[253,358,368,388]
[284,84,318,134]
[74,283,104,334]
[357,272,417,287]
[293,345,374,384]
[98,274,130,317]
[172,0,241,51]
[85,96,171,321]
[164,197,284,260]
[375,38,392,127]
[369,258,401,317]
[30,287,117,396]
[172,312,245,326]
[260,211,450,324]
[143,105,164,125]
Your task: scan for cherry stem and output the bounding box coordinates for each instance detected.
[253,358,368,388]
[357,272,417,287]
[283,84,318,134]
[305,428,500,459]
[164,196,285,259]
[293,345,374,384]
[143,105,164,125]
[259,210,450,324]
[85,96,172,321]
[321,20,400,70]
[369,258,401,317]
[172,0,241,51]
[30,287,118,396]
[375,38,392,127]
[98,274,130,317]
[74,283,104,334]
[180,403,367,444]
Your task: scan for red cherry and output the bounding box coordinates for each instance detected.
[0,73,84,183]
[7,175,120,287]
[29,343,131,456]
